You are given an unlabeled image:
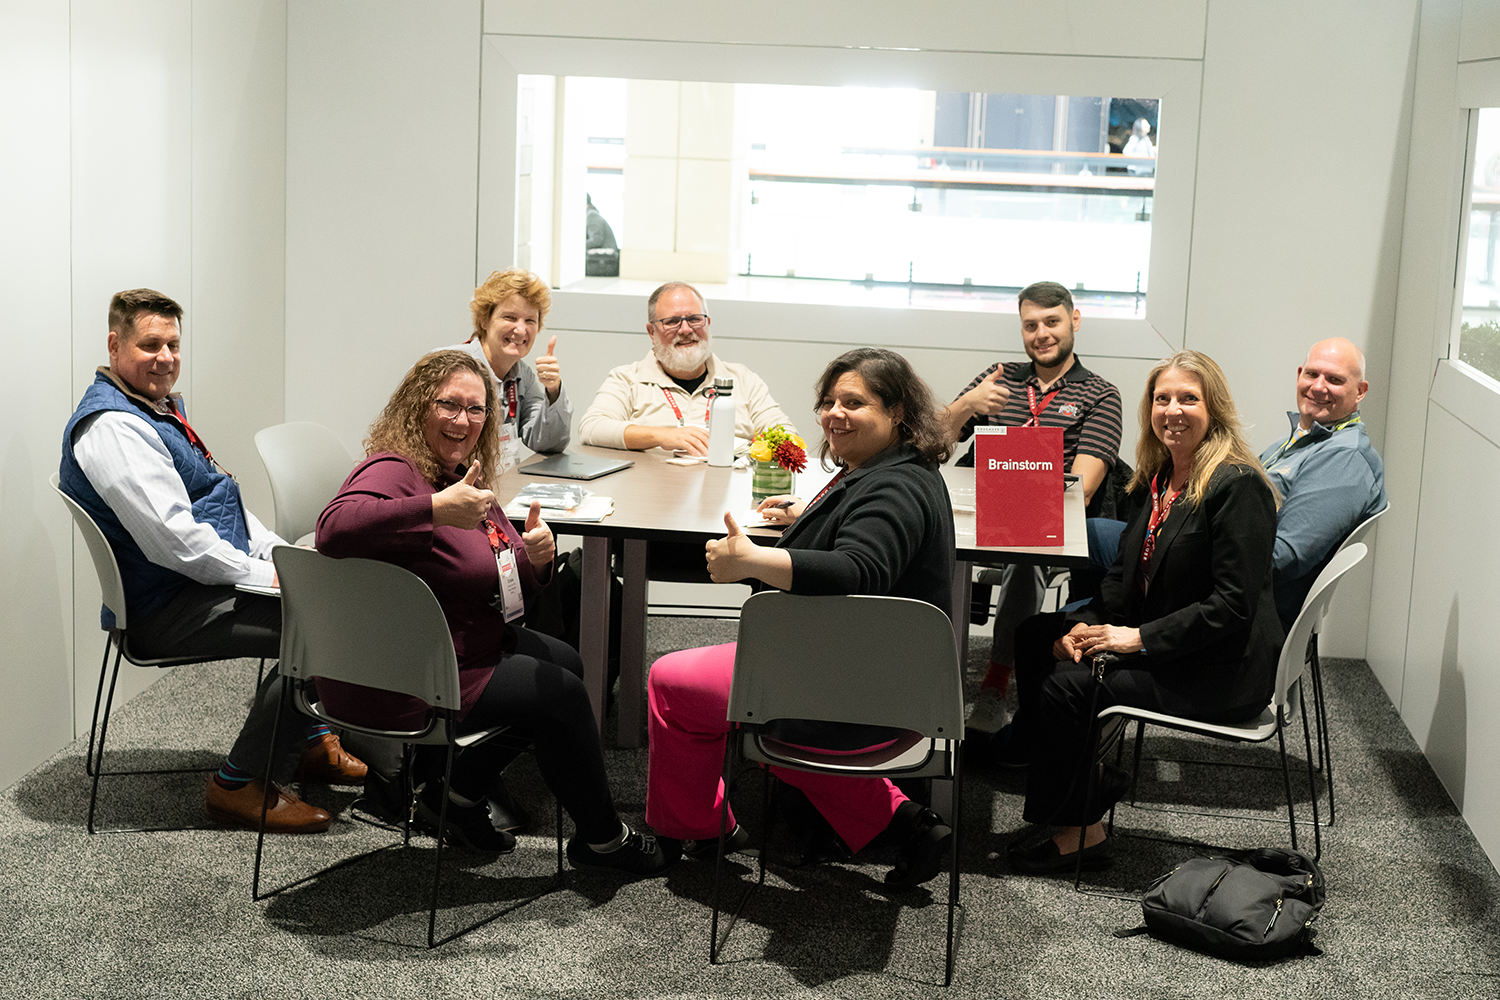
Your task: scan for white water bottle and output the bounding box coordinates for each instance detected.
[707,376,736,467]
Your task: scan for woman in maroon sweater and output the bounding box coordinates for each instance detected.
[316,350,667,876]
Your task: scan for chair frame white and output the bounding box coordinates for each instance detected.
[252,421,356,545]
[709,592,966,986]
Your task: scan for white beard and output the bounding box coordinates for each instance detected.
[653,337,712,376]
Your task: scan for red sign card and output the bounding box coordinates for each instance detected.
[974,426,1064,546]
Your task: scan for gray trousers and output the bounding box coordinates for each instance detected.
[989,563,1049,667]
[129,583,315,782]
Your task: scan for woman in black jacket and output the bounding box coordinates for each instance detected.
[644,348,957,887]
[1008,350,1282,874]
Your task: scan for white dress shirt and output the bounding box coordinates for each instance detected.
[72,408,282,589]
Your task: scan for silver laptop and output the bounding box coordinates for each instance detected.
[517,452,635,481]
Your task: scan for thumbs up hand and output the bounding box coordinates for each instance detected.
[521,499,555,569]
[706,511,755,583]
[963,366,1012,416]
[535,334,562,403]
[432,459,495,529]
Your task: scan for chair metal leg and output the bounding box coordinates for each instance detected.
[945,744,963,987]
[252,678,292,901]
[85,636,116,778]
[1275,718,1300,854]
[1298,682,1323,860]
[86,643,127,834]
[255,658,267,690]
[1308,637,1336,825]
[426,742,457,949]
[711,732,764,964]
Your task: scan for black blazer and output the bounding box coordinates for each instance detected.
[777,443,955,621]
[1073,462,1283,713]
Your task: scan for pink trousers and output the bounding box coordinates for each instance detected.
[645,641,906,853]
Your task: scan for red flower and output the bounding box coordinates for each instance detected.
[773,440,807,473]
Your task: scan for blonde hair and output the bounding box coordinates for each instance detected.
[1128,351,1279,508]
[365,350,499,484]
[469,269,551,340]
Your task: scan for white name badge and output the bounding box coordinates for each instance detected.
[496,421,520,475]
[494,547,525,623]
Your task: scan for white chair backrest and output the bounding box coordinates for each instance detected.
[1274,542,1367,711]
[273,546,462,715]
[253,422,357,543]
[50,472,129,630]
[1337,503,1388,554]
[727,592,965,740]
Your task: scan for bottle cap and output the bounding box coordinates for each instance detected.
[713,376,734,393]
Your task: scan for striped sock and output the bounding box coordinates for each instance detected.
[306,724,331,743]
[213,759,254,791]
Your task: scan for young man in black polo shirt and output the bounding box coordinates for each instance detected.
[944,281,1124,736]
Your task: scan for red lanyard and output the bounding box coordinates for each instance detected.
[659,385,713,426]
[1139,472,1182,585]
[505,380,518,420]
[806,469,848,510]
[1024,383,1062,428]
[169,402,226,473]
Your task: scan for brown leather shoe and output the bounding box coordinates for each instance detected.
[205,777,332,834]
[296,733,368,784]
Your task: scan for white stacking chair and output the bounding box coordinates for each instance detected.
[50,473,264,834]
[1076,543,1370,893]
[253,422,356,546]
[711,592,965,986]
[253,546,563,948]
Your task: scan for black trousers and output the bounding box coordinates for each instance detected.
[1016,611,1262,827]
[420,628,620,843]
[129,583,316,783]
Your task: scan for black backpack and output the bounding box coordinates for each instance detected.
[1124,848,1325,961]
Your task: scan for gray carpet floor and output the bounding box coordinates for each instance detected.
[2,619,1498,999]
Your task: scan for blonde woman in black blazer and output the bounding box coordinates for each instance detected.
[1009,350,1282,875]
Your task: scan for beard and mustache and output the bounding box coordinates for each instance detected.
[653,335,712,375]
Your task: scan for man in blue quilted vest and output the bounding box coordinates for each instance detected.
[60,288,366,834]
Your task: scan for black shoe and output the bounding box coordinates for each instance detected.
[986,723,1029,770]
[885,808,953,889]
[486,776,531,834]
[415,786,516,854]
[1007,833,1112,875]
[679,823,756,861]
[567,824,674,877]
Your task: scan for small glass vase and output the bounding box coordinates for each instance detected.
[751,460,794,506]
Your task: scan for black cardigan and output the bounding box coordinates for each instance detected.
[1073,461,1284,713]
[777,443,955,620]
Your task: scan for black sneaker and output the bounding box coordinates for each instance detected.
[485,775,532,834]
[415,785,516,854]
[566,824,674,877]
[884,808,953,889]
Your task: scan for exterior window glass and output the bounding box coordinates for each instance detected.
[549,77,1161,318]
[1459,108,1500,381]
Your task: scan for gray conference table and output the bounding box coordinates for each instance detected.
[494,446,1088,747]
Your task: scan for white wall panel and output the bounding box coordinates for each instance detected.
[1403,403,1500,864]
[482,0,1208,62]
[190,0,287,521]
[0,0,78,788]
[1183,0,1420,658]
[286,0,484,455]
[69,0,196,732]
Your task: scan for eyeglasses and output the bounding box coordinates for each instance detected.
[433,398,488,420]
[652,313,708,332]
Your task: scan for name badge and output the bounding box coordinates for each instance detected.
[496,421,520,475]
[493,547,525,623]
